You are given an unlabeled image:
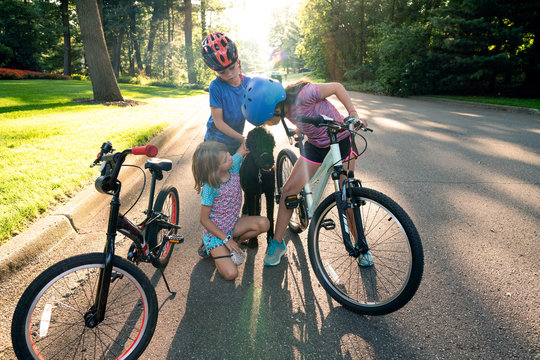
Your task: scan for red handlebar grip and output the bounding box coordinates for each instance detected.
[132,144,158,157]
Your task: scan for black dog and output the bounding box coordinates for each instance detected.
[240,127,276,247]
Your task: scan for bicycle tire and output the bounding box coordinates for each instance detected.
[276,149,309,233]
[147,186,179,268]
[11,253,158,360]
[308,187,423,315]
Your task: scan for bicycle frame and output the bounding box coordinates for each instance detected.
[90,144,178,326]
[302,141,344,218]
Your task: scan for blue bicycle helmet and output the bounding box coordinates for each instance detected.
[242,77,286,126]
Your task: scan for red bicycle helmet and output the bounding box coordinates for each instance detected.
[201,32,238,71]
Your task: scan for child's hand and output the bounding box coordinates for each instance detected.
[236,138,248,156]
[226,239,242,254]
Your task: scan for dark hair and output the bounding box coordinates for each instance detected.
[284,78,311,108]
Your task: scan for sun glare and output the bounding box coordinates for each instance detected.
[225,0,302,55]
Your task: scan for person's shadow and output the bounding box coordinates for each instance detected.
[166,231,418,359]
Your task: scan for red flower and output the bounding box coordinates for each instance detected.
[0,68,70,80]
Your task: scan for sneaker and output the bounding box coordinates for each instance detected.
[358,251,373,267]
[198,243,209,259]
[264,237,287,266]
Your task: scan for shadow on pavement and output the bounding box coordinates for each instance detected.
[166,231,420,359]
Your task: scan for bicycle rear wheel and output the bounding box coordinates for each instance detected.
[308,187,423,315]
[148,186,180,268]
[11,253,158,360]
[276,149,309,233]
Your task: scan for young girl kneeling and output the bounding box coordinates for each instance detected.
[192,141,269,280]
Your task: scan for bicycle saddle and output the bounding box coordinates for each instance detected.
[145,158,172,172]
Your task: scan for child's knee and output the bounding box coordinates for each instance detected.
[261,217,270,231]
[220,267,238,281]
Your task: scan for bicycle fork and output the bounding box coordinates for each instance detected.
[88,183,122,327]
[335,178,369,258]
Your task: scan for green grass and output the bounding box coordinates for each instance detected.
[0,80,205,244]
[431,95,540,110]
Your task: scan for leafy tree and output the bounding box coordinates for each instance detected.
[428,0,526,94]
[0,0,53,70]
[373,22,434,96]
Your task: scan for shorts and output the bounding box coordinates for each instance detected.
[301,136,358,165]
[202,217,239,254]
[203,234,227,254]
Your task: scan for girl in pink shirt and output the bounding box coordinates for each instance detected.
[242,78,370,267]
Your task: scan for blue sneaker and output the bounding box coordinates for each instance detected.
[358,251,374,267]
[264,237,287,266]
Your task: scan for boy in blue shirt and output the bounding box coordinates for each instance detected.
[202,32,251,154]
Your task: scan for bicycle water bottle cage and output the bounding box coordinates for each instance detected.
[284,194,301,209]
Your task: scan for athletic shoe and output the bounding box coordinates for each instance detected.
[264,237,287,266]
[358,251,373,267]
[198,243,209,259]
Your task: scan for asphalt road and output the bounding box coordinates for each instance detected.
[1,93,538,359]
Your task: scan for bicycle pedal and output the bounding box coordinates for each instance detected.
[284,195,300,209]
[320,219,336,230]
[166,234,184,243]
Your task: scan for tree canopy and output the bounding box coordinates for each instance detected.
[1,0,538,97]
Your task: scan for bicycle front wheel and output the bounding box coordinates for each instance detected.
[148,185,180,268]
[11,253,158,360]
[276,149,309,233]
[308,187,423,315]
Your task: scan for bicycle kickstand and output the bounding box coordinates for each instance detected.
[158,267,176,296]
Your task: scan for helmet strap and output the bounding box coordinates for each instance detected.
[279,102,288,135]
[238,60,244,82]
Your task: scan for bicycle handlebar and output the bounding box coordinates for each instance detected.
[296,115,373,133]
[132,144,158,157]
[92,142,159,194]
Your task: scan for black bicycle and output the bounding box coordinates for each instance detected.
[11,141,183,359]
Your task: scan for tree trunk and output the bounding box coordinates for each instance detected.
[129,1,144,73]
[61,0,71,76]
[184,0,195,83]
[200,0,207,41]
[145,1,164,77]
[112,28,125,77]
[74,0,123,101]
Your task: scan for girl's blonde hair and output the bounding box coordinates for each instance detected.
[192,141,228,193]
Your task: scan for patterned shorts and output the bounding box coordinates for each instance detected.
[203,233,227,254]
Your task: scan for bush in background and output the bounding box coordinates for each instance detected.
[0,68,70,80]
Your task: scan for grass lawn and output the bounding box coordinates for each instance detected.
[0,79,205,244]
[431,95,540,110]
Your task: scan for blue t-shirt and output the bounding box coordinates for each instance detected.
[204,76,251,150]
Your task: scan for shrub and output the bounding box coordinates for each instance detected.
[0,68,70,80]
[70,74,88,81]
